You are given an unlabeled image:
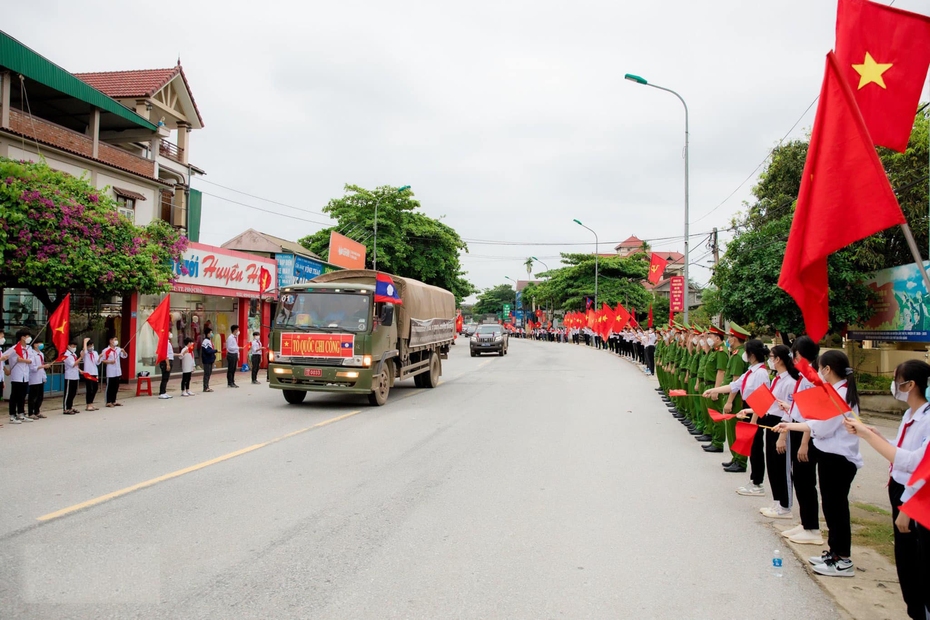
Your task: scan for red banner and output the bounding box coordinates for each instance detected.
[670,276,685,313]
[280,332,355,358]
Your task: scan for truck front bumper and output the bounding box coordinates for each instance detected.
[268,364,375,393]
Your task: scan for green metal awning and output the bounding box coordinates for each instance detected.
[0,31,158,132]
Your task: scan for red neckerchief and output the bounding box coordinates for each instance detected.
[741,363,764,395]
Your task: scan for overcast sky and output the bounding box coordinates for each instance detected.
[7,0,929,300]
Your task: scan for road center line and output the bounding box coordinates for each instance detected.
[36,409,364,523]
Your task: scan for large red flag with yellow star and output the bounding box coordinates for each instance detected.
[835,0,930,152]
[48,293,70,361]
[146,295,172,365]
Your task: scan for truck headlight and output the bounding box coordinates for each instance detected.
[343,355,371,367]
[268,351,275,362]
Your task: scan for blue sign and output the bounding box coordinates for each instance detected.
[277,253,328,288]
[848,260,930,342]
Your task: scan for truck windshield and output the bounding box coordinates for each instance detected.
[276,292,372,332]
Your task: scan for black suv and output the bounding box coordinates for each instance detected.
[470,324,508,356]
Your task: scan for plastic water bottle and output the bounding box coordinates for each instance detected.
[772,549,784,578]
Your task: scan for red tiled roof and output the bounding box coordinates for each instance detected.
[616,235,644,248]
[74,65,204,127]
[74,67,178,98]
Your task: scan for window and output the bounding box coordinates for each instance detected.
[116,195,135,222]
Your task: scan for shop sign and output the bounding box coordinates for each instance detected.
[328,231,366,270]
[171,242,277,299]
[280,332,355,357]
[277,253,336,287]
[847,260,930,342]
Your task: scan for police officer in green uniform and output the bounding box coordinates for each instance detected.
[691,327,710,439]
[701,325,729,453]
[685,328,702,433]
[722,323,750,472]
[670,325,687,418]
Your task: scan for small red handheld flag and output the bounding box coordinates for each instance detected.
[907,448,930,487]
[731,422,759,457]
[669,389,688,397]
[80,372,98,383]
[795,357,823,387]
[901,482,930,529]
[707,408,737,422]
[793,385,851,421]
[745,384,777,416]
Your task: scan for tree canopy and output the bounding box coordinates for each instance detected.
[521,252,651,312]
[0,158,188,312]
[472,284,516,316]
[710,110,929,337]
[298,184,476,302]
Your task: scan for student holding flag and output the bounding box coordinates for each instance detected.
[82,341,100,411]
[703,339,770,495]
[844,360,930,615]
[776,351,862,578]
[6,330,34,424]
[101,336,128,407]
[27,338,51,420]
[756,345,799,520]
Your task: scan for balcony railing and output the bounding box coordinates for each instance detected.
[158,140,185,164]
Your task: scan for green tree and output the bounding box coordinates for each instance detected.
[528,252,651,311]
[0,158,187,312]
[297,184,476,302]
[472,284,515,316]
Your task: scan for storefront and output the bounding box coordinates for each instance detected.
[128,243,277,379]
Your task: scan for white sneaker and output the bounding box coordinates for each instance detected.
[812,556,854,577]
[736,483,765,496]
[790,529,825,545]
[20,416,33,422]
[809,550,833,566]
[781,524,804,538]
[761,505,793,519]
[187,391,195,396]
[180,392,189,397]
[158,394,173,399]
[760,501,778,514]
[9,417,21,424]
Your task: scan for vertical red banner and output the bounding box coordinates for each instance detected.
[670,276,685,313]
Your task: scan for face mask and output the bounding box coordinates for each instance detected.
[697,339,705,347]
[767,359,776,371]
[87,347,94,352]
[68,347,77,353]
[37,343,44,351]
[169,333,173,339]
[741,352,749,363]
[0,337,5,345]
[890,380,912,402]
[25,336,32,345]
[111,340,118,347]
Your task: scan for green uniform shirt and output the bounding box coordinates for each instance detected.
[726,346,747,383]
[705,349,728,385]
[688,350,701,376]
[656,340,665,363]
[696,351,709,385]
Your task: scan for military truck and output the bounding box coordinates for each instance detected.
[268,270,456,406]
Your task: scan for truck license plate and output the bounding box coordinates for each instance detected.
[304,368,323,377]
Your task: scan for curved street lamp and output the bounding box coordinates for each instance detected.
[573,219,598,309]
[624,72,690,322]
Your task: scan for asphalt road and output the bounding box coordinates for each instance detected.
[1,338,840,619]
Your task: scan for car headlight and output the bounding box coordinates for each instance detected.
[470,336,477,342]
[494,336,502,342]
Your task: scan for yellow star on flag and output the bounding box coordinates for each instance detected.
[852,52,893,89]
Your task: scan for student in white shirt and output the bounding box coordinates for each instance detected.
[179,337,196,397]
[159,334,175,399]
[704,339,772,496]
[250,331,265,385]
[6,330,34,424]
[756,345,799,520]
[101,336,128,407]
[27,339,51,419]
[62,339,85,415]
[82,341,101,411]
[226,325,241,388]
[777,350,862,578]
[845,360,930,616]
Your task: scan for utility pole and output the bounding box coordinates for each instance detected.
[711,227,721,327]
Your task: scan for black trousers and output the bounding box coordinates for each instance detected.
[181,372,192,392]
[202,363,213,390]
[251,354,261,382]
[750,425,766,485]
[817,450,857,558]
[790,430,820,530]
[645,345,656,374]
[9,381,28,418]
[85,377,99,405]
[226,353,238,386]
[890,481,929,619]
[762,417,790,508]
[28,383,44,416]
[105,376,120,404]
[63,378,79,411]
[159,361,171,395]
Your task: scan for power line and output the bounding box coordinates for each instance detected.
[194,178,332,218]
[197,191,333,227]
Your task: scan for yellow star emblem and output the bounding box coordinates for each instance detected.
[852,52,893,90]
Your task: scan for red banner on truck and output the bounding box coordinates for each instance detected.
[280,333,355,358]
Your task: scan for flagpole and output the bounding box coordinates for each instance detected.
[899,223,930,294]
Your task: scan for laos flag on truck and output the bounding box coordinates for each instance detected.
[375,273,403,305]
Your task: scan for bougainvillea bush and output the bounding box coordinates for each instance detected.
[0,157,187,310]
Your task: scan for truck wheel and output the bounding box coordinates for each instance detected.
[368,366,390,406]
[414,373,426,388]
[424,353,441,388]
[283,390,306,405]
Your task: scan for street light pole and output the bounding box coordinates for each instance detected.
[373,185,411,272]
[624,73,690,323]
[531,256,551,318]
[573,220,598,309]
[504,276,518,324]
